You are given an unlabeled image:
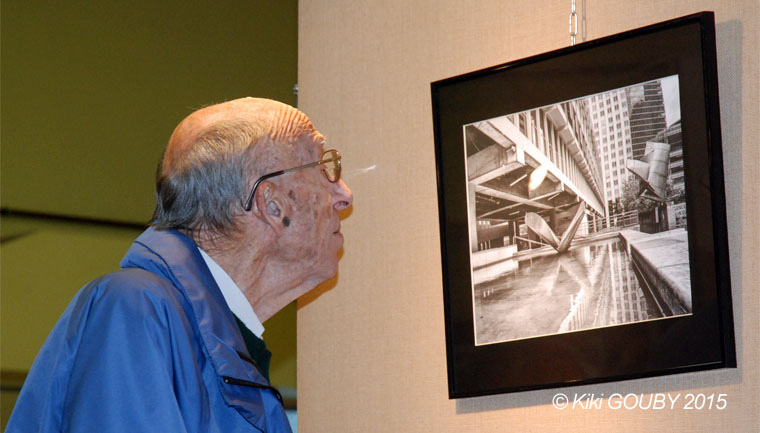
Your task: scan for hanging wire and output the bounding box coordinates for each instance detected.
[581,0,587,42]
[570,0,587,45]
[570,0,578,45]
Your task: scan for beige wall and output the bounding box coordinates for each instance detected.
[297,1,759,431]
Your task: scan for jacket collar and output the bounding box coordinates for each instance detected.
[120,227,269,386]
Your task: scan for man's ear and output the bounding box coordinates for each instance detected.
[253,181,286,236]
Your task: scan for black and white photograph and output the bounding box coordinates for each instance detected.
[465,75,691,346]
[432,12,735,398]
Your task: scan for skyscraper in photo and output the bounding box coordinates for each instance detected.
[627,80,667,161]
[588,88,633,212]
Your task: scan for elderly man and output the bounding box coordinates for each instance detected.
[7,98,353,432]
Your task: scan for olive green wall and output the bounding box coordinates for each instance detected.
[1,0,297,222]
[1,1,298,428]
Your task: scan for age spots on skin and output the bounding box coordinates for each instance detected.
[288,190,296,201]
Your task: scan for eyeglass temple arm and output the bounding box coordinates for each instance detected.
[242,170,284,211]
[242,158,333,211]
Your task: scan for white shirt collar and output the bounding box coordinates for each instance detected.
[197,248,265,338]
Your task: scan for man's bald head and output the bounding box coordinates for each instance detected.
[152,97,321,238]
[162,98,320,174]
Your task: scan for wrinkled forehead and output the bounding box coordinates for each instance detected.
[242,98,322,145]
[244,99,325,163]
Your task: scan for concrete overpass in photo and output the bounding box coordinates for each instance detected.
[465,102,606,256]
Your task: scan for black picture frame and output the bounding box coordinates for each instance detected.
[431,12,735,399]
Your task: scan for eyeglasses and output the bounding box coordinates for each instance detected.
[242,149,342,211]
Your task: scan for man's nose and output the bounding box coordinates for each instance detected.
[331,179,353,211]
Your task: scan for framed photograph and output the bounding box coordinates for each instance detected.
[431,12,735,398]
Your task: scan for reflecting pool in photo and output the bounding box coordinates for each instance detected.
[473,237,661,345]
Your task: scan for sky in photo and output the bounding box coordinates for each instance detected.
[661,74,681,127]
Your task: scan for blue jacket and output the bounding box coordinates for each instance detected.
[7,228,292,433]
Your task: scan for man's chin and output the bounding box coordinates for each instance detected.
[308,260,340,285]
